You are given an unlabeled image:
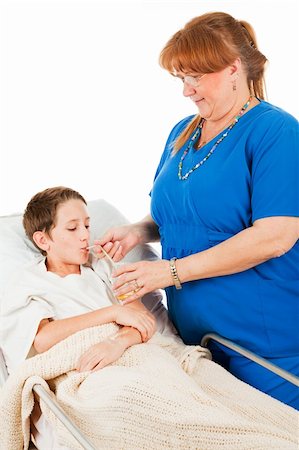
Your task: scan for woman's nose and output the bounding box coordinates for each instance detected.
[183,81,196,97]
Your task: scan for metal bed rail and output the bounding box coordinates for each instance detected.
[201,333,299,387]
[32,384,96,450]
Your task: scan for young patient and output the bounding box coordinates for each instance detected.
[2,186,156,374]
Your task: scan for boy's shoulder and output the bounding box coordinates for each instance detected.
[4,258,45,291]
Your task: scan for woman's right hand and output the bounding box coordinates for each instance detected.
[95,224,141,262]
[95,214,159,263]
[113,304,156,342]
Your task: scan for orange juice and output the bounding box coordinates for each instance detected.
[116,290,136,301]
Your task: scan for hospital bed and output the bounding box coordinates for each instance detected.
[0,198,298,449]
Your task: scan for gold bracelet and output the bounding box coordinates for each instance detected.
[169,257,182,290]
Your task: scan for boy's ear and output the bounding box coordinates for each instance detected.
[33,231,50,252]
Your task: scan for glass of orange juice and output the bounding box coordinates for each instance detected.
[88,245,139,303]
[111,262,139,303]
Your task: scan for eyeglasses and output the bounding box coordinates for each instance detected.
[174,73,207,87]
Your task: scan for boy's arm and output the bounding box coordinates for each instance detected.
[75,325,143,372]
[34,300,156,353]
[75,300,157,372]
[76,301,157,372]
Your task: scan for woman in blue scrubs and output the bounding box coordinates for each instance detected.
[98,12,299,409]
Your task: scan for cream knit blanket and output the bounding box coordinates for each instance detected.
[0,324,298,450]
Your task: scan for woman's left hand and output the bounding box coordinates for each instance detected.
[112,260,173,305]
[76,339,126,372]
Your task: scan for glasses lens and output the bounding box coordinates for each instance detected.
[173,73,206,87]
[184,75,198,86]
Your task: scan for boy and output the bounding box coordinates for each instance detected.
[2,186,156,374]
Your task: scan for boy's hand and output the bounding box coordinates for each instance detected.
[113,305,156,342]
[76,339,126,372]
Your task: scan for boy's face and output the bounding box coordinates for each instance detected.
[44,199,91,269]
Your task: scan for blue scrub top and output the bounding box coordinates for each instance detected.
[150,101,299,357]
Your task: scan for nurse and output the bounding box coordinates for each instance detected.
[98,12,299,409]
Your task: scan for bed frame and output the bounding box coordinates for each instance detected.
[200,333,299,387]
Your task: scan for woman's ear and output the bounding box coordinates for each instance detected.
[229,57,242,76]
[33,231,50,253]
[229,58,242,91]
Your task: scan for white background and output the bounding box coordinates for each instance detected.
[0,0,298,227]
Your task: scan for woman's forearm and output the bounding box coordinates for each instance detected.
[177,217,298,283]
[133,214,160,244]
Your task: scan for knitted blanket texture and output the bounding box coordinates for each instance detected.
[0,323,298,450]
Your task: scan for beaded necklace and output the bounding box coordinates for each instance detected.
[178,96,252,180]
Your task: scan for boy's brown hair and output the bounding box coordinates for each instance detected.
[23,186,87,254]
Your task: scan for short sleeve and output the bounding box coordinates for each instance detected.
[0,271,54,374]
[251,112,299,222]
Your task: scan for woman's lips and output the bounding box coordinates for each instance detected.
[193,98,204,105]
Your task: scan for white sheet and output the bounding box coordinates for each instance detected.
[31,403,71,450]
